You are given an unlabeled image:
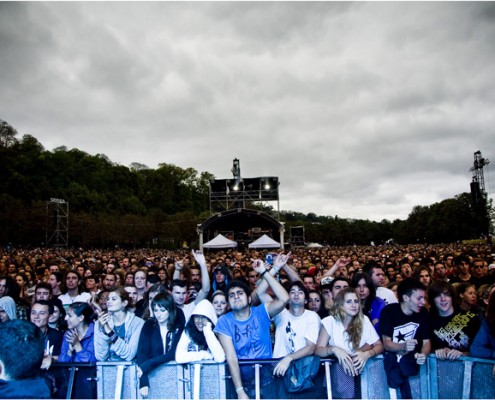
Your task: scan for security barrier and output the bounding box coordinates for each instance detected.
[52,355,495,399]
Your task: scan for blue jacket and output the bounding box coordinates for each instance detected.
[59,323,97,363]
[470,319,495,359]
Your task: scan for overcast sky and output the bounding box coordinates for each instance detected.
[1,2,494,222]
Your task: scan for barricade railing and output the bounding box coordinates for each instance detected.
[50,355,495,399]
[45,362,97,399]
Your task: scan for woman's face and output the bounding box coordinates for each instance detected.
[460,286,477,306]
[49,306,61,323]
[193,315,208,332]
[212,294,228,316]
[390,284,399,300]
[356,278,370,300]
[153,305,169,325]
[107,291,127,313]
[215,271,226,284]
[433,291,454,316]
[308,292,321,312]
[16,275,25,288]
[65,307,83,329]
[158,270,167,282]
[342,293,360,317]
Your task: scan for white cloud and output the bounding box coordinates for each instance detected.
[1,2,494,221]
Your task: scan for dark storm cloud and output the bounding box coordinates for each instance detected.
[0,2,493,221]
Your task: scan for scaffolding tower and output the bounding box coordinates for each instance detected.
[46,198,69,248]
[469,151,490,239]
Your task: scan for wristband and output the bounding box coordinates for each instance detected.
[106,329,115,337]
[235,387,244,393]
[260,269,269,278]
[110,333,119,344]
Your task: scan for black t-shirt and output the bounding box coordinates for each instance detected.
[46,327,63,357]
[429,310,481,352]
[380,303,431,357]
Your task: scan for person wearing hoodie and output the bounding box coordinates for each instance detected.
[0,296,17,322]
[175,299,225,363]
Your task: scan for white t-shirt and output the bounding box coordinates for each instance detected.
[321,314,379,354]
[376,286,398,305]
[273,308,321,358]
[58,292,92,310]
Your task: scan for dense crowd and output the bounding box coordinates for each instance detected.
[0,242,494,398]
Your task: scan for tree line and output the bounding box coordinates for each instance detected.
[0,119,491,248]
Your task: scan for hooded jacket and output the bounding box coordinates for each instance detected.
[175,299,225,364]
[0,296,17,321]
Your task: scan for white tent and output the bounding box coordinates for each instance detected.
[203,234,237,249]
[307,242,323,248]
[248,234,280,249]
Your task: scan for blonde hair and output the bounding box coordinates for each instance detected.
[331,287,364,350]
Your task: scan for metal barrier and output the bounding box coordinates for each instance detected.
[50,356,495,399]
[45,362,97,399]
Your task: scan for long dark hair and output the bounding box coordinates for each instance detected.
[69,302,96,325]
[151,292,177,331]
[184,315,213,350]
[350,272,376,317]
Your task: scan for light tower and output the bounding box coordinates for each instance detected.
[469,151,490,240]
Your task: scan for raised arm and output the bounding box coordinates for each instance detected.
[252,259,289,318]
[191,250,210,304]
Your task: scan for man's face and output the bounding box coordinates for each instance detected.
[30,303,50,329]
[402,289,426,314]
[289,285,306,308]
[124,287,138,305]
[49,265,59,273]
[331,279,349,299]
[435,263,448,278]
[66,273,79,290]
[370,268,385,287]
[190,268,201,283]
[303,277,315,290]
[35,288,51,301]
[171,286,187,307]
[400,264,412,278]
[49,274,60,290]
[228,287,250,312]
[433,291,454,316]
[85,278,96,291]
[418,270,430,287]
[471,261,486,278]
[103,275,116,290]
[134,272,147,289]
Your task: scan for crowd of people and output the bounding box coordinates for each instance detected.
[0,242,494,399]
